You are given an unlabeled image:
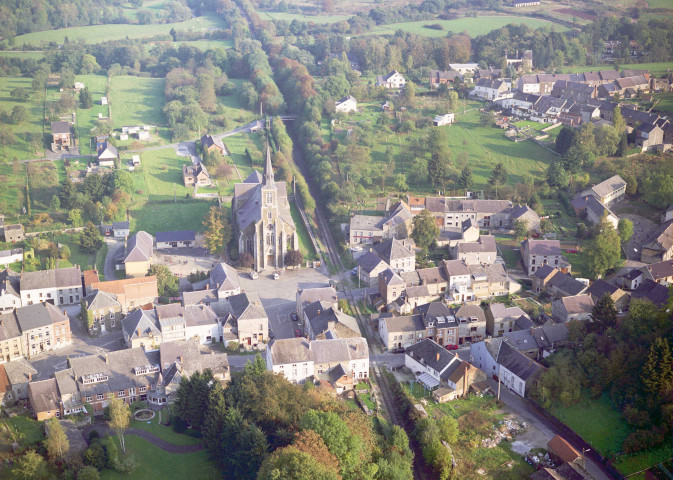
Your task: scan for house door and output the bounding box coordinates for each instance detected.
[267,254,275,266]
[247,338,251,346]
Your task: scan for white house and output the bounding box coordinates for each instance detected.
[433,113,455,126]
[266,338,314,384]
[112,221,130,238]
[97,141,117,167]
[376,70,406,89]
[184,305,223,344]
[448,63,479,75]
[335,95,357,113]
[20,267,82,306]
[472,78,511,101]
[0,249,23,267]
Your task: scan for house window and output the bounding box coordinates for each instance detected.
[140,386,147,393]
[85,396,92,402]
[118,390,125,396]
[96,394,104,400]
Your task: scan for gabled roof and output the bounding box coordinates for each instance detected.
[642,220,673,254]
[209,262,240,293]
[0,310,21,341]
[90,276,158,303]
[380,313,424,333]
[590,174,626,198]
[547,435,582,463]
[297,287,337,308]
[269,338,312,365]
[497,341,545,381]
[228,292,267,321]
[357,251,388,274]
[457,235,496,254]
[156,230,195,243]
[113,221,130,230]
[454,304,486,323]
[51,121,70,134]
[405,338,453,373]
[312,337,368,364]
[28,378,60,413]
[124,231,153,263]
[201,134,225,151]
[631,279,670,306]
[182,289,218,306]
[443,259,470,277]
[416,302,456,328]
[15,303,69,332]
[379,268,405,286]
[547,272,587,296]
[558,294,594,315]
[3,358,37,385]
[336,95,356,105]
[84,290,120,311]
[586,279,620,300]
[523,239,562,256]
[122,309,160,340]
[244,170,263,183]
[20,266,81,290]
[645,260,673,280]
[488,303,528,321]
[372,238,414,263]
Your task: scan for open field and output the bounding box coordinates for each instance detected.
[652,92,673,114]
[121,0,168,20]
[6,14,225,47]
[218,79,259,125]
[75,74,109,155]
[261,11,352,23]
[110,76,165,127]
[131,147,192,201]
[562,61,673,77]
[0,51,45,60]
[290,200,318,261]
[551,392,630,456]
[613,443,673,476]
[0,76,46,162]
[0,163,27,215]
[100,435,218,480]
[129,200,213,234]
[54,233,107,271]
[368,16,568,37]
[130,412,201,446]
[27,161,60,212]
[5,415,44,446]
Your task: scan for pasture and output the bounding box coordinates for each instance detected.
[109,76,165,127]
[0,51,44,60]
[74,74,109,155]
[261,11,352,23]
[0,163,26,216]
[652,92,673,113]
[562,61,673,77]
[131,147,192,201]
[368,15,568,37]
[5,14,225,47]
[0,76,46,162]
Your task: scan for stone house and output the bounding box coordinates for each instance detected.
[228,292,268,350]
[551,294,594,323]
[96,141,118,167]
[417,302,459,347]
[201,134,226,155]
[640,221,673,263]
[486,303,529,337]
[302,301,360,340]
[20,267,82,307]
[357,251,390,287]
[378,268,406,306]
[121,309,163,351]
[641,260,673,287]
[183,162,211,187]
[123,231,153,277]
[3,359,37,402]
[453,235,497,266]
[28,378,61,420]
[82,290,123,334]
[51,121,71,152]
[296,287,338,322]
[378,313,425,351]
[472,78,510,101]
[2,224,24,243]
[372,238,415,273]
[586,279,630,312]
[0,268,21,312]
[16,303,71,358]
[429,70,462,88]
[0,311,23,363]
[89,276,158,313]
[585,196,619,229]
[532,266,587,298]
[579,174,626,206]
[512,205,541,233]
[454,304,486,345]
[521,239,564,275]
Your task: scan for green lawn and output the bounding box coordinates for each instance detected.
[6,14,225,47]
[0,76,46,162]
[129,200,213,234]
[54,233,99,270]
[289,200,318,261]
[132,147,192,201]
[27,161,60,213]
[218,79,258,125]
[613,443,673,476]
[551,392,630,456]
[513,120,548,131]
[368,15,567,37]
[0,51,45,60]
[261,11,351,23]
[652,92,673,114]
[120,0,167,20]
[100,435,218,480]
[5,415,44,446]
[0,163,27,215]
[109,76,165,127]
[561,62,673,77]
[130,415,201,447]
[75,74,109,155]
[175,39,234,50]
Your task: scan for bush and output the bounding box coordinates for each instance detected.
[83,442,106,470]
[88,430,100,443]
[172,416,188,433]
[77,466,100,480]
[114,454,138,474]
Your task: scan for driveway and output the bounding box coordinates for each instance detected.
[103,238,124,281]
[617,213,657,261]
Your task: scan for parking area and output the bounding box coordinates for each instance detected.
[153,243,220,279]
[239,267,330,340]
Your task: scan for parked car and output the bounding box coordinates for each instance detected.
[291,312,298,322]
[250,271,259,279]
[445,344,459,351]
[351,267,358,276]
[565,249,578,254]
[392,347,406,354]
[294,329,302,337]
[273,272,280,280]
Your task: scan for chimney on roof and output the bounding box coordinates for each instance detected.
[136,328,141,337]
[105,354,109,364]
[28,372,32,381]
[178,356,183,363]
[436,352,440,362]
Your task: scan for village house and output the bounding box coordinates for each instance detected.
[532,266,587,298]
[417,302,459,347]
[618,268,645,291]
[521,239,565,275]
[349,201,413,246]
[357,251,390,287]
[209,261,241,299]
[472,78,511,101]
[303,300,360,340]
[2,224,24,243]
[372,238,415,273]
[0,268,21,312]
[551,80,598,102]
[156,230,196,249]
[88,275,158,313]
[433,113,455,126]
[504,50,533,71]
[201,134,226,155]
[454,304,487,345]
[0,311,23,363]
[640,221,673,263]
[641,260,673,287]
[503,323,569,361]
[453,235,497,266]
[102,221,130,238]
[121,309,163,351]
[335,95,357,113]
[584,196,620,229]
[123,231,153,277]
[267,337,313,384]
[429,70,463,88]
[183,304,223,344]
[376,70,406,89]
[183,162,212,187]
[470,337,545,397]
[448,63,479,75]
[546,435,587,470]
[586,279,630,312]
[485,303,529,337]
[379,268,406,306]
[439,218,480,249]
[51,121,72,152]
[638,123,665,152]
[631,279,670,307]
[96,141,118,167]
[28,378,61,420]
[158,340,230,404]
[20,267,82,307]
[378,313,425,351]
[580,174,627,206]
[512,204,541,233]
[551,294,594,323]
[405,339,486,402]
[227,292,268,350]
[3,359,37,402]
[296,286,337,321]
[82,290,123,334]
[233,147,298,271]
[389,284,435,315]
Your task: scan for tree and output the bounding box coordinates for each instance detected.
[591,294,617,330]
[284,249,303,267]
[10,105,27,124]
[60,245,71,261]
[49,195,61,210]
[427,152,451,190]
[641,338,673,399]
[80,222,103,253]
[437,415,459,444]
[83,442,106,470]
[147,264,178,297]
[81,299,94,330]
[514,219,529,242]
[411,209,439,250]
[616,132,628,157]
[586,217,621,278]
[618,218,633,245]
[108,397,131,453]
[68,209,82,227]
[489,162,507,198]
[244,354,267,376]
[79,87,93,109]
[174,370,215,430]
[257,447,338,480]
[77,466,100,480]
[109,170,133,193]
[546,161,568,188]
[45,417,69,462]
[613,105,626,135]
[10,88,29,101]
[60,177,76,209]
[202,206,231,255]
[12,450,48,480]
[457,165,473,191]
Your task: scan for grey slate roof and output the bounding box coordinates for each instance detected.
[122,309,160,340]
[533,265,557,279]
[372,238,414,263]
[312,337,368,364]
[28,378,60,412]
[586,279,619,300]
[646,260,673,280]
[124,231,153,262]
[497,341,545,381]
[357,251,388,274]
[112,221,130,230]
[182,289,219,307]
[443,259,470,277]
[379,268,405,286]
[156,230,195,243]
[0,311,21,341]
[269,338,312,364]
[590,174,626,198]
[631,279,670,306]
[209,262,240,292]
[454,304,486,323]
[20,266,81,290]
[559,294,594,315]
[228,292,267,321]
[51,121,70,134]
[15,303,68,332]
[417,302,457,328]
[3,358,37,385]
[406,338,453,373]
[380,313,424,333]
[525,239,562,256]
[457,235,496,254]
[84,290,120,311]
[547,272,587,296]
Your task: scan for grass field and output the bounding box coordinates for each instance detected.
[100,435,218,480]
[27,161,60,212]
[289,200,318,261]
[219,79,258,125]
[54,233,107,271]
[5,14,225,47]
[261,11,351,23]
[75,74,109,155]
[652,92,673,113]
[613,443,673,476]
[368,15,568,37]
[562,61,673,77]
[129,200,213,234]
[132,147,193,201]
[0,163,27,215]
[0,76,46,162]
[110,76,165,127]
[175,39,233,50]
[121,0,167,20]
[5,415,44,446]
[552,392,630,456]
[130,414,201,446]
[0,51,44,59]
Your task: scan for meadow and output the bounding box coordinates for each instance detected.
[109,76,165,127]
[368,15,568,38]
[652,92,673,114]
[0,51,45,60]
[5,14,225,47]
[130,147,193,201]
[75,74,109,155]
[0,163,27,215]
[0,76,46,162]
[261,11,352,23]
[561,61,673,77]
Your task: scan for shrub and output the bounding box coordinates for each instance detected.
[83,442,106,470]
[172,416,188,433]
[88,430,100,443]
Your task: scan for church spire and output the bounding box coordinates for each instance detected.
[264,119,275,186]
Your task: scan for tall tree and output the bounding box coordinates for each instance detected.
[12,450,48,480]
[618,218,634,245]
[616,132,628,157]
[411,209,439,250]
[147,264,178,297]
[489,162,507,198]
[457,165,473,191]
[641,338,673,399]
[591,294,617,330]
[202,206,231,254]
[80,222,103,253]
[257,447,338,480]
[202,383,228,456]
[45,417,69,462]
[514,219,529,242]
[586,217,621,278]
[79,87,93,109]
[108,398,131,453]
[427,152,451,190]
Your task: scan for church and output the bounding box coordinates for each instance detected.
[232,144,298,271]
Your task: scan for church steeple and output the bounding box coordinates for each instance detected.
[263,143,275,186]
